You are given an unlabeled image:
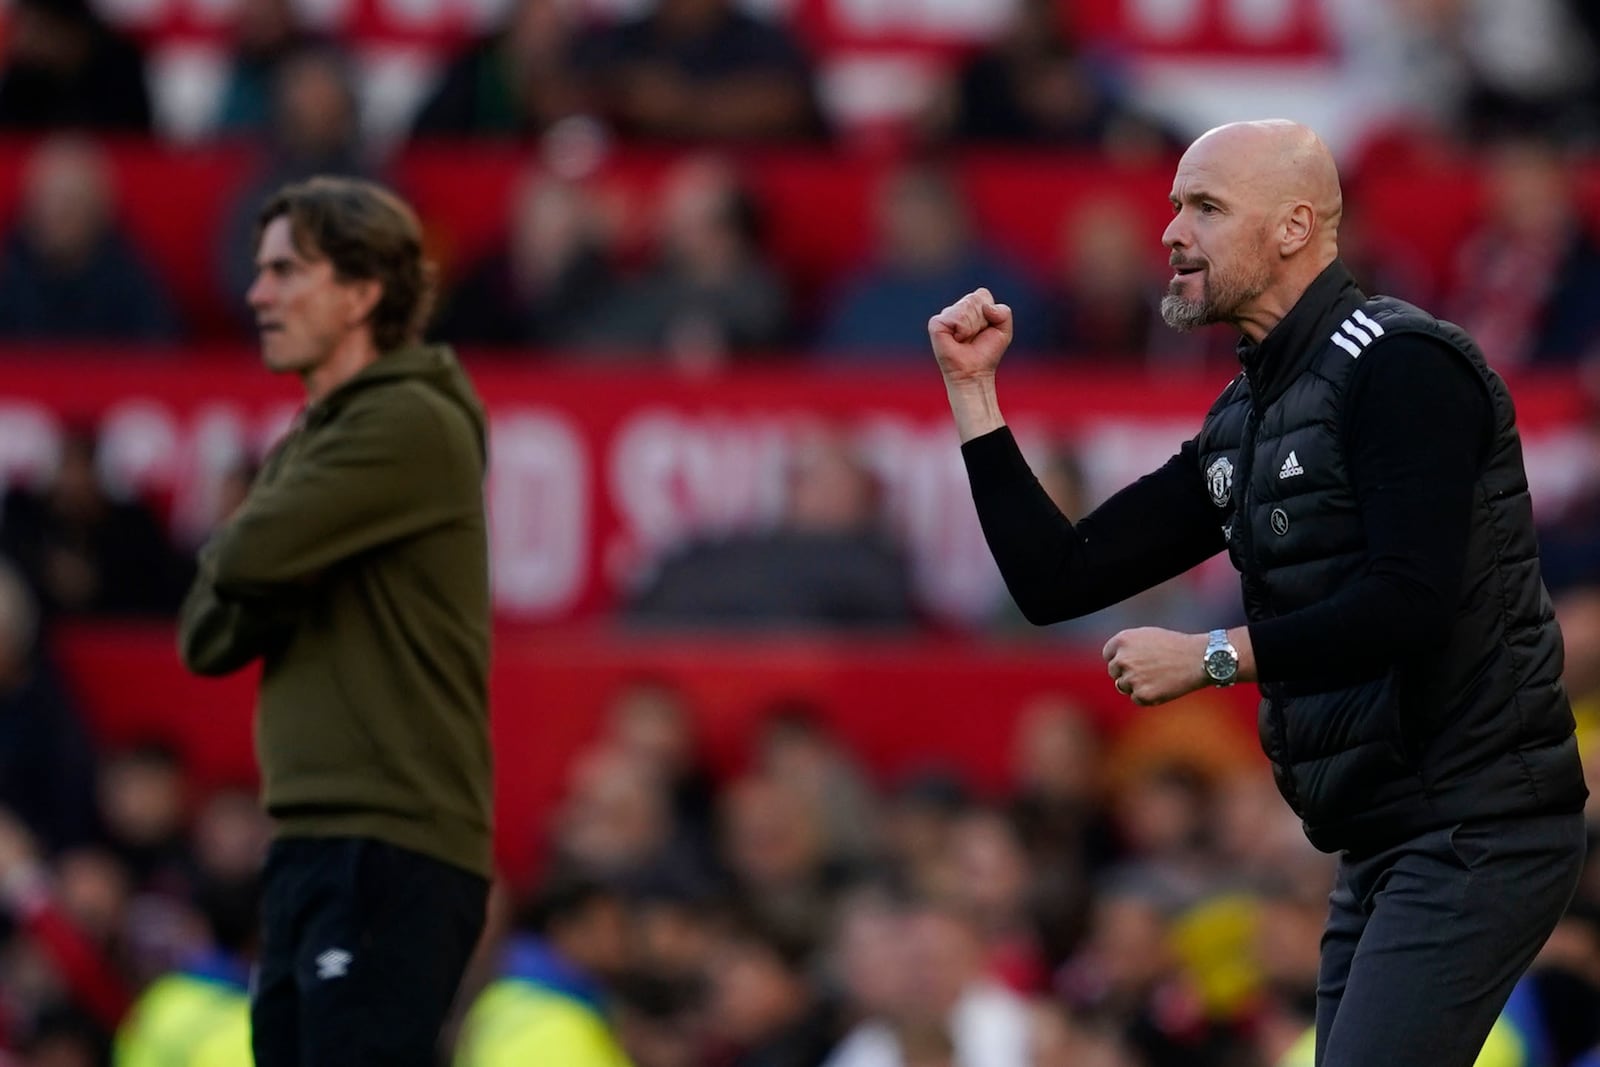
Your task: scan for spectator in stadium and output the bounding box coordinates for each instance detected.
[1046,198,1164,360]
[826,884,909,1052]
[756,704,882,874]
[433,168,618,349]
[1538,438,1600,597]
[701,911,845,1067]
[1027,1003,1141,1067]
[0,561,97,855]
[112,875,257,1067]
[212,0,321,134]
[216,46,370,326]
[611,971,705,1067]
[0,808,133,1041]
[932,0,1169,157]
[0,0,151,132]
[826,897,1031,1067]
[879,771,969,903]
[583,154,790,369]
[410,0,588,139]
[1384,0,1598,144]
[0,136,181,344]
[1056,875,1245,1067]
[8,1005,110,1067]
[943,807,1047,993]
[718,774,842,949]
[625,869,719,988]
[931,119,1588,1067]
[1574,0,1600,127]
[591,678,718,883]
[93,744,192,907]
[0,426,191,617]
[1005,698,1115,966]
[1558,587,1600,829]
[1250,872,1330,1066]
[576,0,822,141]
[1105,761,1222,911]
[819,164,1044,360]
[548,744,679,885]
[1332,200,1435,312]
[453,875,632,1067]
[1443,133,1600,367]
[177,177,492,1067]
[625,430,917,630]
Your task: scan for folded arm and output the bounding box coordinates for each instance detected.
[209,390,470,599]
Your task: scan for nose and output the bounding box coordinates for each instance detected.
[1162,210,1188,252]
[246,272,270,310]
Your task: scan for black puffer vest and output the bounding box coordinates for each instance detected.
[1196,262,1585,853]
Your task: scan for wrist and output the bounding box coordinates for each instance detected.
[1227,626,1257,682]
[944,375,1004,443]
[1193,632,1211,689]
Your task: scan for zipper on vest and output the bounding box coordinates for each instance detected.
[1238,407,1299,809]
[1235,408,1263,605]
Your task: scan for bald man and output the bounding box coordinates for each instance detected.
[931,120,1587,1067]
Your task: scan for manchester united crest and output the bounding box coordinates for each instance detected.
[1205,456,1234,509]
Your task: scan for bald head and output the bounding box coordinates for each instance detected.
[1187,120,1342,241]
[1161,120,1344,341]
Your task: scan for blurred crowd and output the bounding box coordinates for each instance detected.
[0,0,1596,366]
[3,618,1600,1067]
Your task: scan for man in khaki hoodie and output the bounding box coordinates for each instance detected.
[179,176,492,1067]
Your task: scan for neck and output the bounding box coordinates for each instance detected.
[303,334,382,405]
[1235,251,1337,343]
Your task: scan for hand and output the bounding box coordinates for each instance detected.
[928,288,1014,384]
[1103,628,1209,707]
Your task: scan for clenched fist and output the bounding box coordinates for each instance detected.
[1103,627,1209,707]
[928,287,1014,384]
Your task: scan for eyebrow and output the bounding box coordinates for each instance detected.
[1170,189,1225,207]
[256,256,299,272]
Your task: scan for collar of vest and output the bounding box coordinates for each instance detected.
[1236,259,1365,408]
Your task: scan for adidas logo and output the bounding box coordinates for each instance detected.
[315,949,352,980]
[1330,309,1385,357]
[1279,451,1304,479]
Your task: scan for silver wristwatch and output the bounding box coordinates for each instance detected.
[1203,628,1239,687]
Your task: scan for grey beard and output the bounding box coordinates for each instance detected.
[1161,293,1212,332]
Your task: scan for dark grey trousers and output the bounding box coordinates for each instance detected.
[1316,812,1587,1067]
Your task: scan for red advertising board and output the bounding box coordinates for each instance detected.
[0,357,1593,627]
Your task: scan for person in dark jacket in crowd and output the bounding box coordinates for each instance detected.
[0,0,150,132]
[2,426,192,617]
[177,176,492,1067]
[929,119,1587,1067]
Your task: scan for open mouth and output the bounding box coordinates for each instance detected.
[1172,264,1204,277]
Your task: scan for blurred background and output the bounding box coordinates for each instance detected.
[1,0,1600,1064]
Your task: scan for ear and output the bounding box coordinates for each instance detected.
[343,278,383,329]
[1280,202,1314,257]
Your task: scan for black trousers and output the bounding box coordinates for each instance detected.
[251,837,489,1067]
[1316,811,1586,1067]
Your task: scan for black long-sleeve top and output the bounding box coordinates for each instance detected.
[962,335,1491,684]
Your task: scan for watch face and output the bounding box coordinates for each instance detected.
[1205,649,1237,681]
